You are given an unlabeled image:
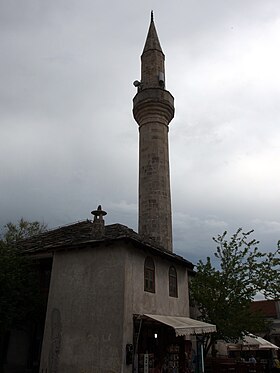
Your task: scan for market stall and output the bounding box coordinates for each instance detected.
[133,314,216,373]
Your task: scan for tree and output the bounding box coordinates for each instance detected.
[2,218,47,246]
[0,219,47,370]
[190,228,280,356]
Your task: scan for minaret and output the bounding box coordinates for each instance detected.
[133,12,175,252]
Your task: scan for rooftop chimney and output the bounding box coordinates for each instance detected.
[91,205,107,238]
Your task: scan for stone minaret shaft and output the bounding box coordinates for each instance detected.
[133,14,174,252]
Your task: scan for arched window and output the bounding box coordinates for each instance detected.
[144,257,155,293]
[169,266,178,297]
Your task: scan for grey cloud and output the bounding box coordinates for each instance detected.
[1,0,279,264]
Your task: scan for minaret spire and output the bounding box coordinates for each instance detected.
[133,15,174,252]
[142,13,163,70]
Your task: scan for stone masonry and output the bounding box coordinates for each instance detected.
[133,13,174,252]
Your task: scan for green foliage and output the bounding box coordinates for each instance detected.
[0,219,47,333]
[2,218,47,246]
[190,228,280,354]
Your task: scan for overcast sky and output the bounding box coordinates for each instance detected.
[1,0,280,264]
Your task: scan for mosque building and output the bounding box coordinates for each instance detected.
[8,13,216,373]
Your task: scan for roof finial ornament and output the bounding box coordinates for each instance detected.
[151,10,154,22]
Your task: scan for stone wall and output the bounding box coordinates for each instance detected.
[39,244,126,373]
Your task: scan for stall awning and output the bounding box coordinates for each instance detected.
[144,314,216,337]
[227,334,280,350]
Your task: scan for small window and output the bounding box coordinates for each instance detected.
[169,266,178,297]
[144,257,155,293]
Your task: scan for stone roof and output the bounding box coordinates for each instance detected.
[19,220,194,269]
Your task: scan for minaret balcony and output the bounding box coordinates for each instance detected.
[133,88,174,126]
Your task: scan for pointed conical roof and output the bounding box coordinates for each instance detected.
[142,11,163,54]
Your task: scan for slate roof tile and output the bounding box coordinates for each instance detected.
[19,220,194,269]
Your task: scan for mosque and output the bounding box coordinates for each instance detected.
[8,13,216,373]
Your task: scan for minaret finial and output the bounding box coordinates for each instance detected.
[151,10,154,22]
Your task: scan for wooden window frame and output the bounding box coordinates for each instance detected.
[169,266,178,298]
[144,256,155,293]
